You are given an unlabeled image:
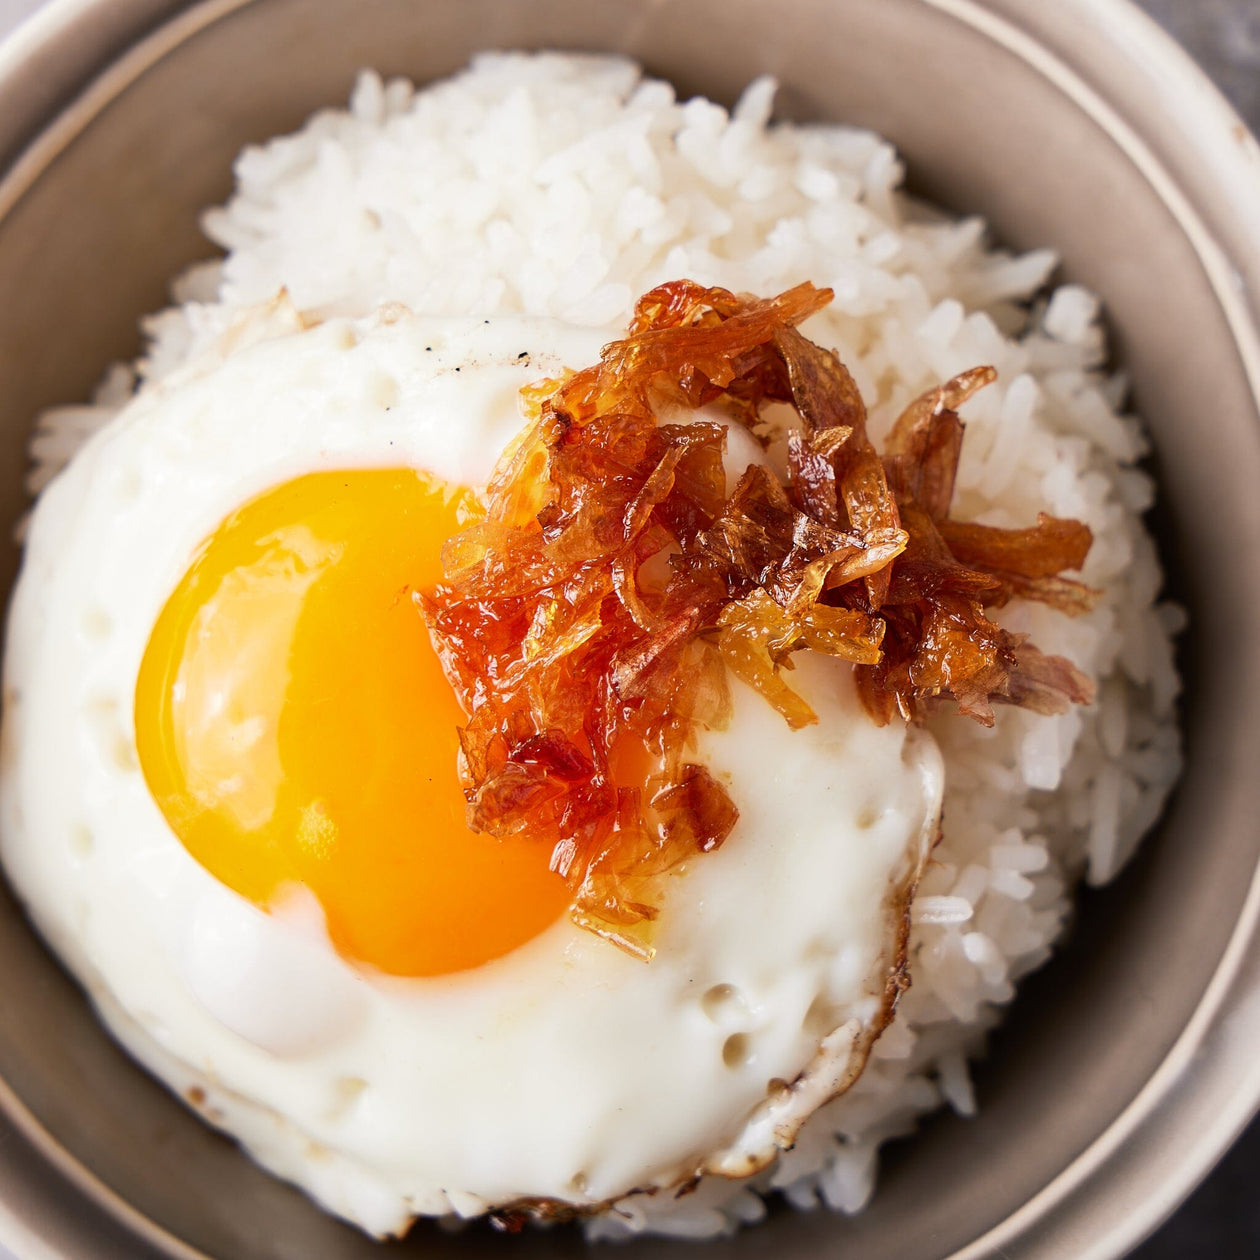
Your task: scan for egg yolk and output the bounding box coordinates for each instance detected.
[134,468,572,977]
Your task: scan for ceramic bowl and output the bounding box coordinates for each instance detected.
[0,2,1257,1257]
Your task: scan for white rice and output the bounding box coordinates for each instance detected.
[26,52,1182,1241]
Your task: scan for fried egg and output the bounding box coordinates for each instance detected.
[0,301,944,1235]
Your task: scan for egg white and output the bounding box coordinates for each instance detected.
[0,302,943,1236]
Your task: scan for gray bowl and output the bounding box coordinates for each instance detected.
[0,1,1258,1257]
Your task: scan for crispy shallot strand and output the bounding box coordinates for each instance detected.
[419,279,1097,955]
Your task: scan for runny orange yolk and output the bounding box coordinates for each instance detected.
[134,468,572,977]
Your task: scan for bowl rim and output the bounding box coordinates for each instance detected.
[0,0,1257,1257]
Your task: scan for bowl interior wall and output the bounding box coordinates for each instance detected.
[0,1,1257,1257]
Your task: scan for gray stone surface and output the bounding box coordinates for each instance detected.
[1143,0,1260,127]
[0,1,1254,1257]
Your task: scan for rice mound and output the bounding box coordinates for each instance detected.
[28,51,1183,1241]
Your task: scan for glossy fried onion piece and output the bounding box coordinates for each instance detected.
[419,280,1097,955]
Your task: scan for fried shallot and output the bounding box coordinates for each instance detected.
[418,280,1096,955]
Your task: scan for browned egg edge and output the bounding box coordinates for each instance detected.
[478,793,946,1236]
